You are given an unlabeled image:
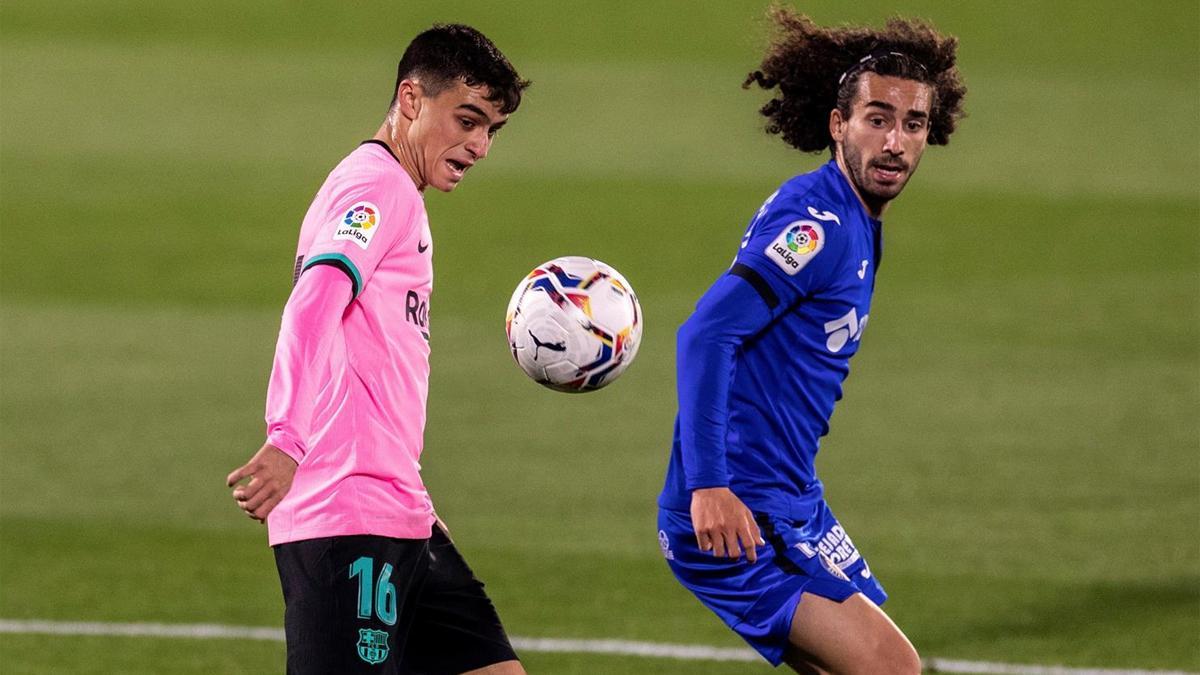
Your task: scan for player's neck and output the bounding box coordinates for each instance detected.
[373,120,426,192]
[833,151,889,220]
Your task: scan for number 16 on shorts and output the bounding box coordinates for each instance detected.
[350,556,398,625]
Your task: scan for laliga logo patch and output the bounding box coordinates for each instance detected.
[786,225,821,255]
[766,220,824,275]
[333,201,380,250]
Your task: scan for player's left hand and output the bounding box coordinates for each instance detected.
[690,486,766,563]
[226,443,297,523]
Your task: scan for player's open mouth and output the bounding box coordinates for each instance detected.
[871,164,906,182]
[446,159,471,179]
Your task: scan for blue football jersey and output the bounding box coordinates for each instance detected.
[659,160,883,520]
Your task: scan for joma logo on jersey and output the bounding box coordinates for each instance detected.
[406,290,430,341]
[806,206,842,226]
[766,221,824,276]
[333,201,380,250]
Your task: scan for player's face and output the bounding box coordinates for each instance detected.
[411,80,508,192]
[831,73,933,215]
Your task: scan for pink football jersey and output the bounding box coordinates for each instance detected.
[264,141,435,545]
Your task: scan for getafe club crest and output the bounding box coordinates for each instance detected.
[658,529,674,560]
[356,628,390,665]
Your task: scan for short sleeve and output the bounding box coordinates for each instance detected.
[301,183,420,299]
[732,193,848,311]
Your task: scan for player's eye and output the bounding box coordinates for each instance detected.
[869,117,886,127]
[460,118,476,130]
[906,120,926,132]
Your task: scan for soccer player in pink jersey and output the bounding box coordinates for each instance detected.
[225,25,530,674]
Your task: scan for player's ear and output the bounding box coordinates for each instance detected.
[396,79,422,121]
[829,108,846,144]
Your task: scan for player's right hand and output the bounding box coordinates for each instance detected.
[690,487,766,563]
[226,443,298,523]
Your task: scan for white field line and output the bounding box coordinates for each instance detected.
[922,660,1196,675]
[0,619,1195,675]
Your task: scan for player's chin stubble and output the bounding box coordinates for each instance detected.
[841,142,913,207]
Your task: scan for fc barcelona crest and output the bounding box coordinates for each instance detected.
[357,628,390,665]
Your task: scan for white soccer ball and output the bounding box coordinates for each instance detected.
[505,256,643,393]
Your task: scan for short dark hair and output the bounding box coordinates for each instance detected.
[391,23,530,115]
[743,8,967,153]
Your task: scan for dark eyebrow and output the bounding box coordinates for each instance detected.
[456,103,489,118]
[865,100,929,119]
[457,103,506,131]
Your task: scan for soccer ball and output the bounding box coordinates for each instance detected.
[505,256,642,392]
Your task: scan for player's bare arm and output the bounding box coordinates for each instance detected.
[226,443,297,522]
[690,487,765,562]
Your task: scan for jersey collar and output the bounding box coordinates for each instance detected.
[360,139,402,166]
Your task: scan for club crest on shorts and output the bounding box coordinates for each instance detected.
[658,530,674,560]
[766,220,824,275]
[356,628,390,665]
[334,201,380,250]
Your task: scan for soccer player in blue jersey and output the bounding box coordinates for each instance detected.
[657,11,966,673]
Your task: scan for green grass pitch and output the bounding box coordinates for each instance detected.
[1,1,1197,672]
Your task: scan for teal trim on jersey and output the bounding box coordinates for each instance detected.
[303,253,363,299]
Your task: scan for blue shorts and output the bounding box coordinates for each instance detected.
[657,501,887,665]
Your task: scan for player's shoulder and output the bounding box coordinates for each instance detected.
[751,165,851,249]
[300,143,425,254]
[321,143,423,225]
[328,142,421,202]
[739,163,853,282]
[768,161,852,232]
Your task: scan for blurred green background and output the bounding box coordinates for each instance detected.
[1,1,1197,672]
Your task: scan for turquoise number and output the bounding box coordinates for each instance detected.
[376,563,397,625]
[349,557,398,626]
[349,557,374,620]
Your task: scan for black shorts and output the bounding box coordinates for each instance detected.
[273,525,518,674]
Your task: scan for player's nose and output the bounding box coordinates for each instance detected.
[883,126,904,155]
[466,131,491,160]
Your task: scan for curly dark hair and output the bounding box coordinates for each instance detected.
[744,8,966,153]
[392,23,530,115]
